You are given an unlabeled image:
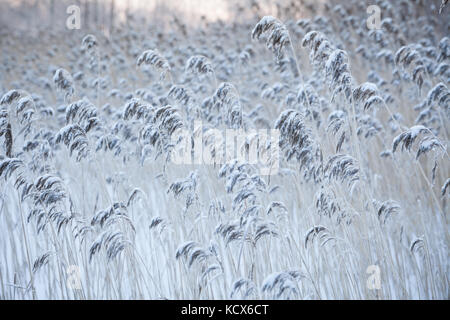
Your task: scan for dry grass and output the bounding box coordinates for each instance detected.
[0,0,448,300]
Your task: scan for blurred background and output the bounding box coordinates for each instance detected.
[1,0,445,36]
[0,0,327,34]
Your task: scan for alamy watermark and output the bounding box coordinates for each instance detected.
[66,265,82,290]
[366,265,381,290]
[366,5,381,30]
[66,5,81,30]
[170,121,280,176]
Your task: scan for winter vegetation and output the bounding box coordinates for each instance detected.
[0,0,449,299]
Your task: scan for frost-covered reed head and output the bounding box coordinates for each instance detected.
[81,34,98,51]
[53,68,75,100]
[185,55,214,75]
[252,16,291,61]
